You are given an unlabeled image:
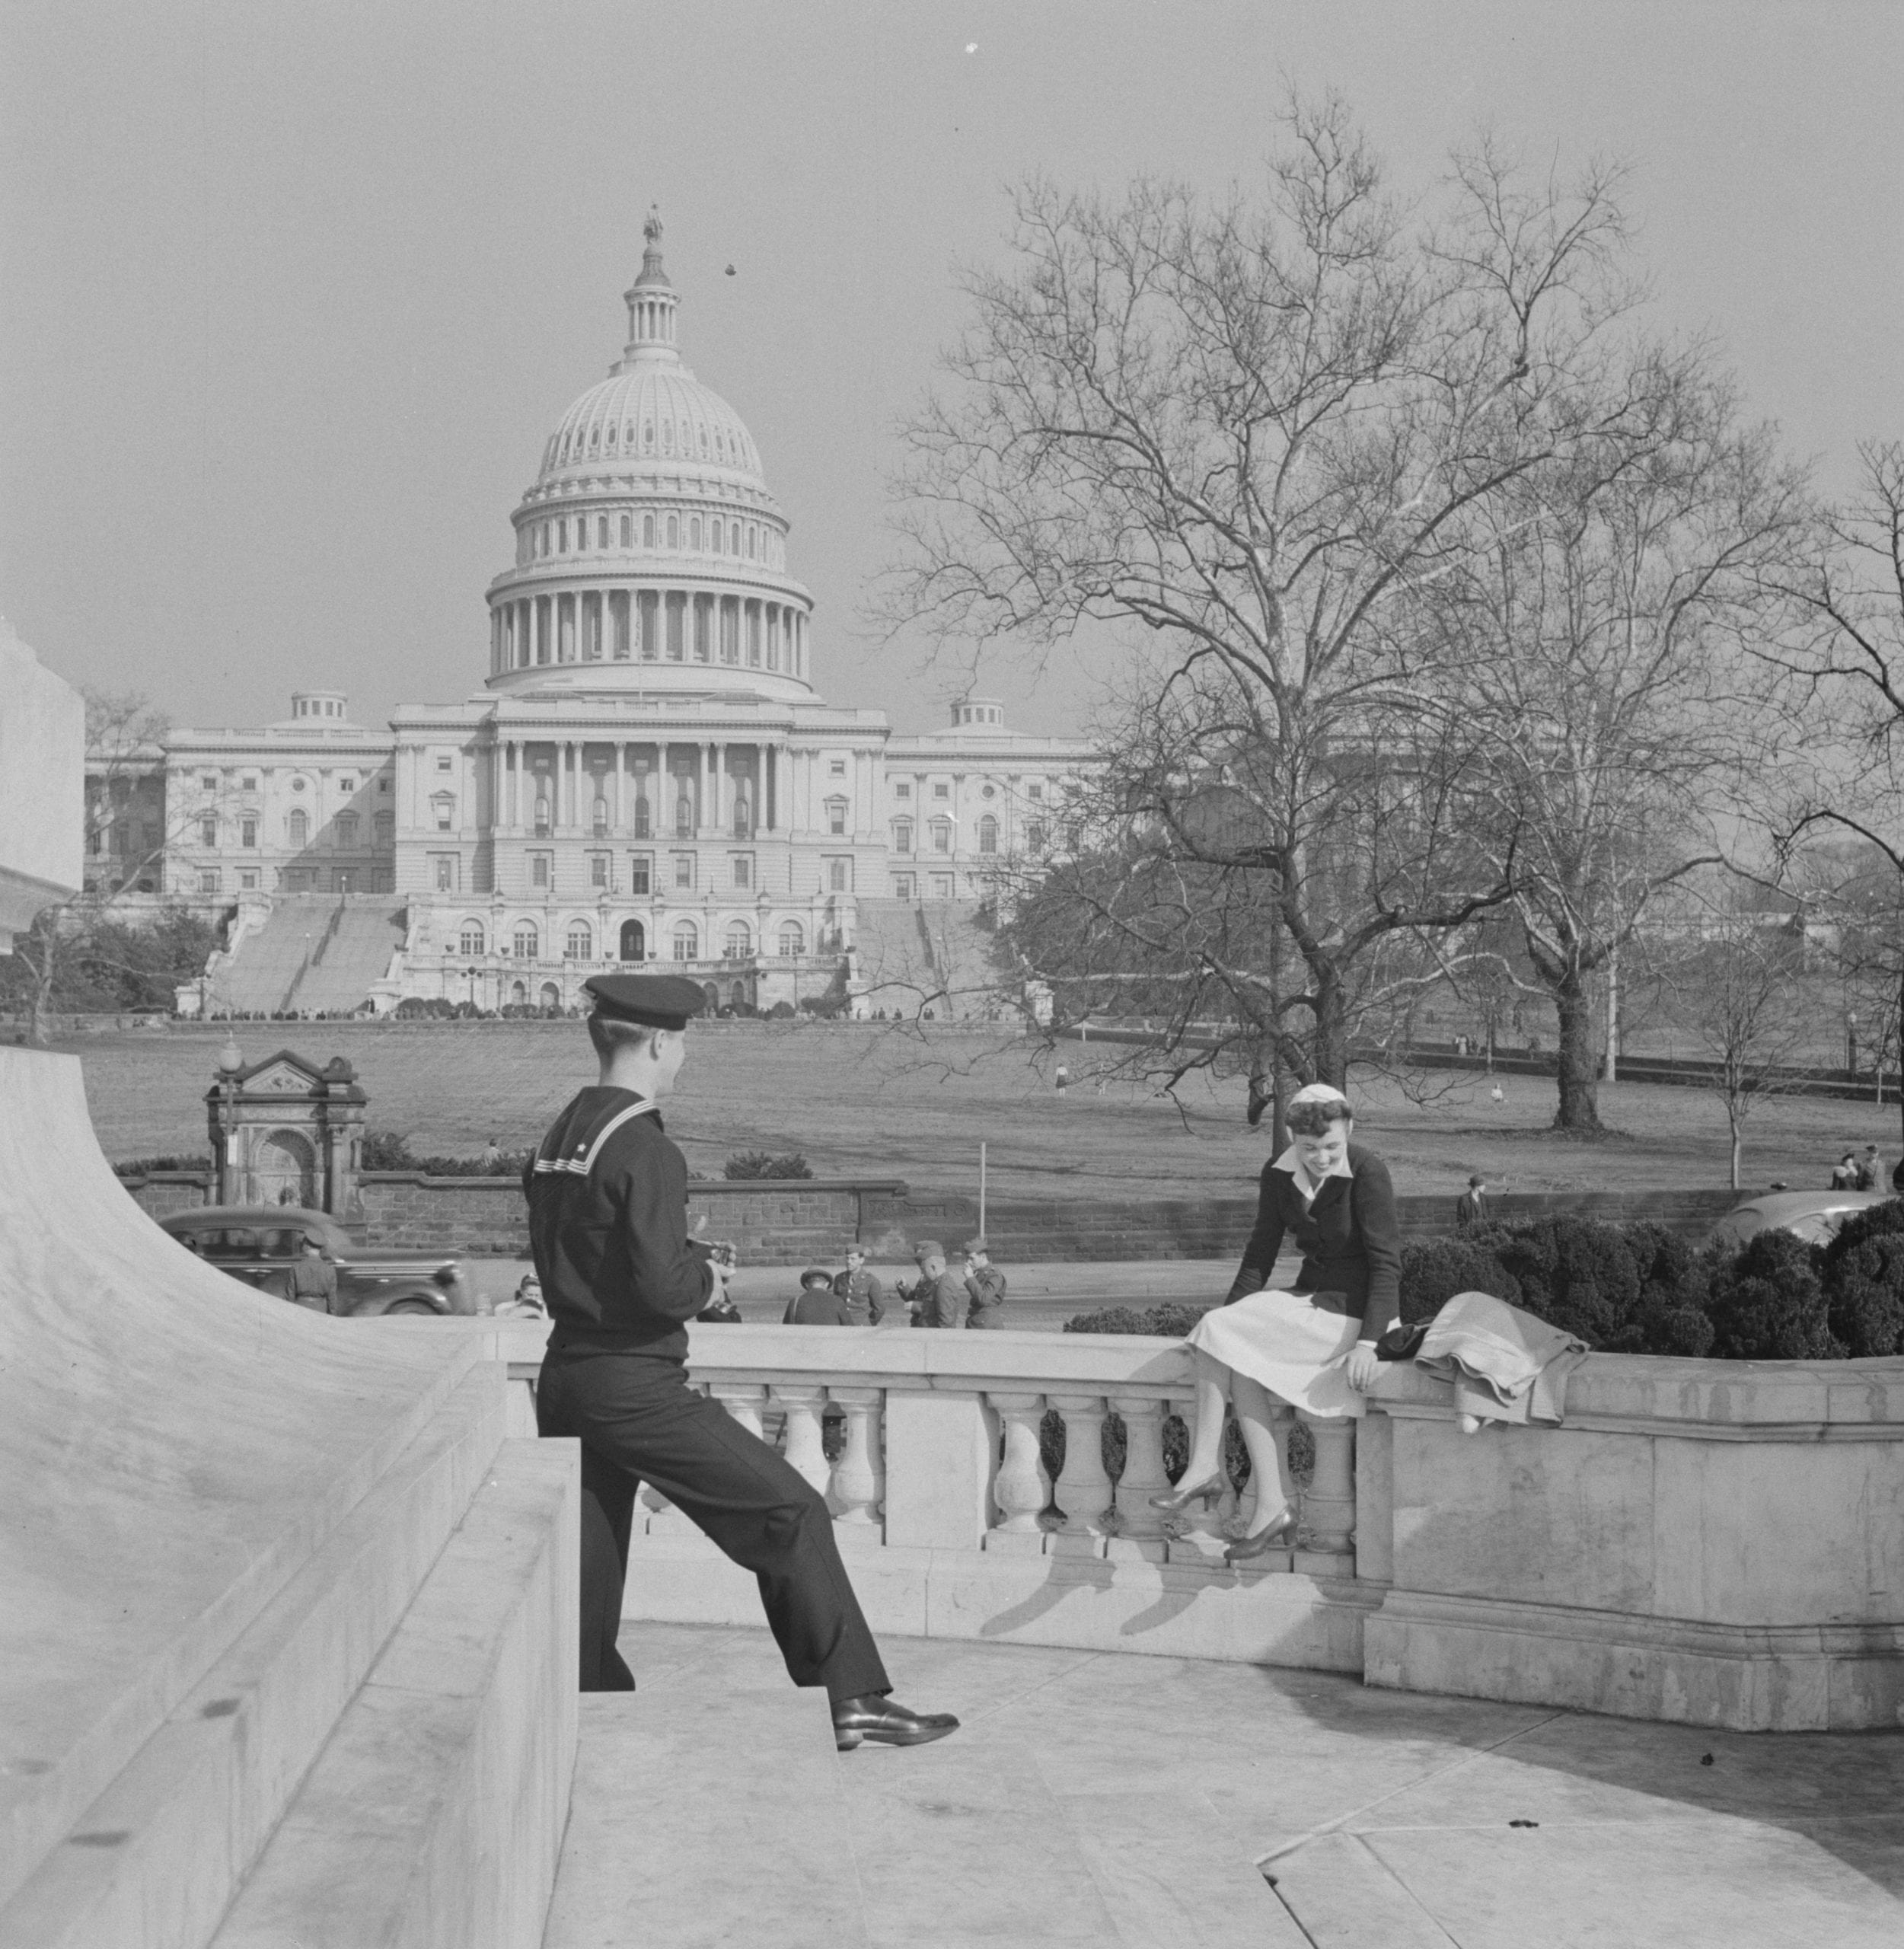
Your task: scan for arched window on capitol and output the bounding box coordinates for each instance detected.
[777,921,804,959]
[513,923,539,961]
[619,920,646,962]
[288,809,308,848]
[724,922,751,960]
[565,923,592,962]
[978,815,998,855]
[672,921,699,962]
[459,922,485,955]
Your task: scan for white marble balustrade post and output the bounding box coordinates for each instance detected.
[828,1386,883,1525]
[984,1391,1049,1537]
[770,1383,831,1498]
[710,1380,767,1440]
[1161,1394,1230,1563]
[1108,1392,1171,1539]
[1048,1393,1113,1540]
[1296,1410,1357,1561]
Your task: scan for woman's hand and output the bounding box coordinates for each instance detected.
[1343,1342,1380,1392]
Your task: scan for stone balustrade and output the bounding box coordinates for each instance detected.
[464,1316,1904,1733]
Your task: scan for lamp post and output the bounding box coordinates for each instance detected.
[1848,1011,1860,1077]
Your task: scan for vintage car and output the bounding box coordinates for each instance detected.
[1706,1188,1896,1252]
[158,1206,479,1317]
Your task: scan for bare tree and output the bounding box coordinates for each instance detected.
[880,99,1655,1096]
[1753,442,1904,1145]
[1670,910,1810,1190]
[1420,362,1808,1128]
[1,688,215,1045]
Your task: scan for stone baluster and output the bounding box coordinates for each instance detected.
[1296,1410,1357,1562]
[1108,1392,1171,1539]
[710,1380,767,1440]
[1048,1393,1113,1542]
[1162,1394,1230,1563]
[770,1383,831,1498]
[828,1387,883,1525]
[985,1392,1050,1541]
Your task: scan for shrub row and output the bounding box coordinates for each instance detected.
[1401,1204,1904,1361]
[1061,1203,1904,1365]
[722,1151,815,1180]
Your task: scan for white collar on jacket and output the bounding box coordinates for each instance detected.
[1272,1144,1354,1206]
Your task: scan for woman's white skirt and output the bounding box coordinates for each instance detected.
[1186,1288,1367,1418]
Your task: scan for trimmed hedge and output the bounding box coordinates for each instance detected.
[722,1150,815,1180]
[1396,1204,1904,1362]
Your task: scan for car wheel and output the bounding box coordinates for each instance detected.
[384,1299,439,1316]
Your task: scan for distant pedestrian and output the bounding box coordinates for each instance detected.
[1455,1175,1488,1233]
[290,1236,338,1314]
[1856,1145,1883,1191]
[904,1240,966,1329]
[960,1236,1007,1329]
[480,1135,504,1170]
[497,1273,547,1319]
[783,1268,855,1326]
[833,1243,890,1325]
[1831,1151,1860,1190]
[1054,1064,1070,1097]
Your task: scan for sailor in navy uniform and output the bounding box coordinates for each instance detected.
[528,973,958,1750]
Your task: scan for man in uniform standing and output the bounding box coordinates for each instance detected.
[904,1239,966,1328]
[832,1242,888,1325]
[528,973,958,1750]
[289,1233,338,1313]
[960,1236,1008,1329]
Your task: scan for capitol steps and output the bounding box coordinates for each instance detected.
[851,898,1005,1021]
[207,894,405,1015]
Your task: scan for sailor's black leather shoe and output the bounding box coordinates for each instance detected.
[831,1694,961,1751]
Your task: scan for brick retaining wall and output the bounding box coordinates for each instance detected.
[118,1169,1743,1262]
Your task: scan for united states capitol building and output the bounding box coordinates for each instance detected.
[116,216,1092,1018]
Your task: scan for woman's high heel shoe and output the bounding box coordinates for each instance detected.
[1148,1473,1226,1514]
[1223,1510,1298,1566]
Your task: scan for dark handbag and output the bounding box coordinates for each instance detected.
[1374,1319,1429,1362]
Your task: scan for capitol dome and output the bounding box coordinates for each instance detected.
[484,211,814,699]
[538,361,765,489]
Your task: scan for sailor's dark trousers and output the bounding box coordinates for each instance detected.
[536,1343,891,1702]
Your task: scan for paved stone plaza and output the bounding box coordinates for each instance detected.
[545,1621,1904,1948]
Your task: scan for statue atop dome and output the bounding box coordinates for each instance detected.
[643,206,662,247]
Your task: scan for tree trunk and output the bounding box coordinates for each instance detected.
[1552,973,1603,1131]
[1728,1114,1743,1191]
[1311,970,1350,1091]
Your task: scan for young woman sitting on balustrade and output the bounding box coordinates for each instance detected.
[1151,1082,1399,1565]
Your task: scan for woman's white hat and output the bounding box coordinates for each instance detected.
[1287,1081,1350,1108]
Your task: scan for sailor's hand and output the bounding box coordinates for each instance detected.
[1344,1342,1379,1392]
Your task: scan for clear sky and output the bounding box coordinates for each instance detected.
[2,1,1899,741]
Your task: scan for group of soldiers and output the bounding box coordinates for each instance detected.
[779,1238,1008,1329]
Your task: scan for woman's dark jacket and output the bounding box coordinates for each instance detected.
[1223,1141,1402,1340]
